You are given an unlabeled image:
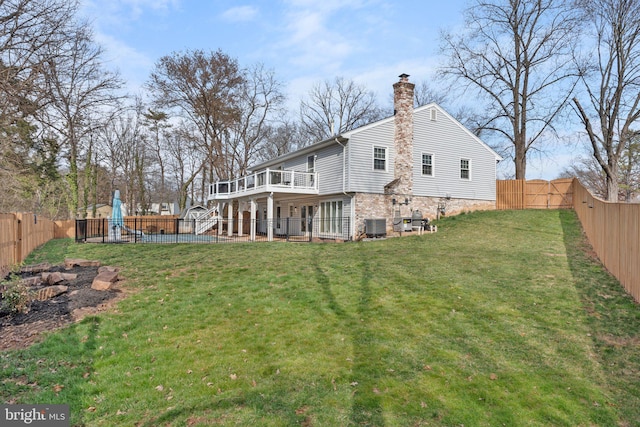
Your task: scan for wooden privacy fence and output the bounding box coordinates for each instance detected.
[0,213,74,277]
[497,178,573,209]
[572,179,640,303]
[123,215,179,234]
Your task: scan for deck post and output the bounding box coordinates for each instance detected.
[250,199,256,241]
[216,202,222,236]
[238,206,244,237]
[227,202,233,237]
[267,193,274,242]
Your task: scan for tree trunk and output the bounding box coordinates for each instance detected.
[605,161,620,201]
[515,144,527,180]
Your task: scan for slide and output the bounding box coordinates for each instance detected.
[123,225,145,238]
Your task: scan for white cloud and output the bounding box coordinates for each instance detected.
[117,0,181,18]
[81,0,181,25]
[221,6,259,22]
[274,2,365,74]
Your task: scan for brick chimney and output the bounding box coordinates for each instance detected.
[391,73,414,196]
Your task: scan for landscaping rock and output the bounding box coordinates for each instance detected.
[1,262,124,352]
[65,258,101,269]
[19,276,43,287]
[34,285,68,301]
[20,263,53,274]
[91,270,119,291]
[98,266,120,274]
[42,272,77,285]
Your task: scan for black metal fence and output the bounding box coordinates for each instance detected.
[75,216,352,244]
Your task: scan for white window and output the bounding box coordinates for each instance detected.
[320,200,343,234]
[460,158,471,180]
[373,146,387,171]
[430,108,437,121]
[422,153,434,177]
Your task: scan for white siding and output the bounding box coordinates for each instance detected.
[279,142,345,195]
[282,155,307,172]
[252,103,498,202]
[345,120,395,193]
[316,143,345,194]
[412,106,497,200]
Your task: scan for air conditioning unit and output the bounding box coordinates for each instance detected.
[365,219,386,238]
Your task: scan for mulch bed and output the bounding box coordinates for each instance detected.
[0,263,125,351]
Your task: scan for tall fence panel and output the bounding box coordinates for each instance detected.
[573,179,640,303]
[496,180,526,209]
[0,213,18,277]
[0,213,60,276]
[17,213,55,263]
[55,220,75,238]
[497,179,573,209]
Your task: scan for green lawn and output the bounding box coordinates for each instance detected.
[2,209,639,426]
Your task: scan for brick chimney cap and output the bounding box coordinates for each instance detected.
[398,73,410,81]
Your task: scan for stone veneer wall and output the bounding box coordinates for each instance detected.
[390,74,415,197]
[354,193,496,236]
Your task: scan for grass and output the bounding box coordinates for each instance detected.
[1,209,639,426]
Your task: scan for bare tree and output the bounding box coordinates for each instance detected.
[146,49,245,184]
[440,0,580,179]
[39,24,123,218]
[142,107,171,205]
[111,111,148,215]
[259,118,304,162]
[164,122,206,209]
[413,80,449,107]
[0,0,79,123]
[619,130,640,201]
[226,63,285,176]
[299,76,385,143]
[559,155,608,198]
[572,0,640,201]
[0,0,80,215]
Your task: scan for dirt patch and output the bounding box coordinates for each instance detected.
[0,264,127,351]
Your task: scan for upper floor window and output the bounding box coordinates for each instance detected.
[460,158,471,180]
[307,155,315,173]
[373,146,387,171]
[422,153,434,176]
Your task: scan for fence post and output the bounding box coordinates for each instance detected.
[286,217,290,242]
[14,218,22,265]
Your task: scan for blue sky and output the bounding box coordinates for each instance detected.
[79,0,576,179]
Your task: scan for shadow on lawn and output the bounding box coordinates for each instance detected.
[7,316,104,427]
[559,209,640,426]
[314,249,386,426]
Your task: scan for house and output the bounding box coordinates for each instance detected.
[123,200,184,216]
[80,204,112,219]
[207,74,502,241]
[148,201,181,216]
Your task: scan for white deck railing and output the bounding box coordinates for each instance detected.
[208,169,319,200]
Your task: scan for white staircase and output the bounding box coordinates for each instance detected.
[194,208,219,235]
